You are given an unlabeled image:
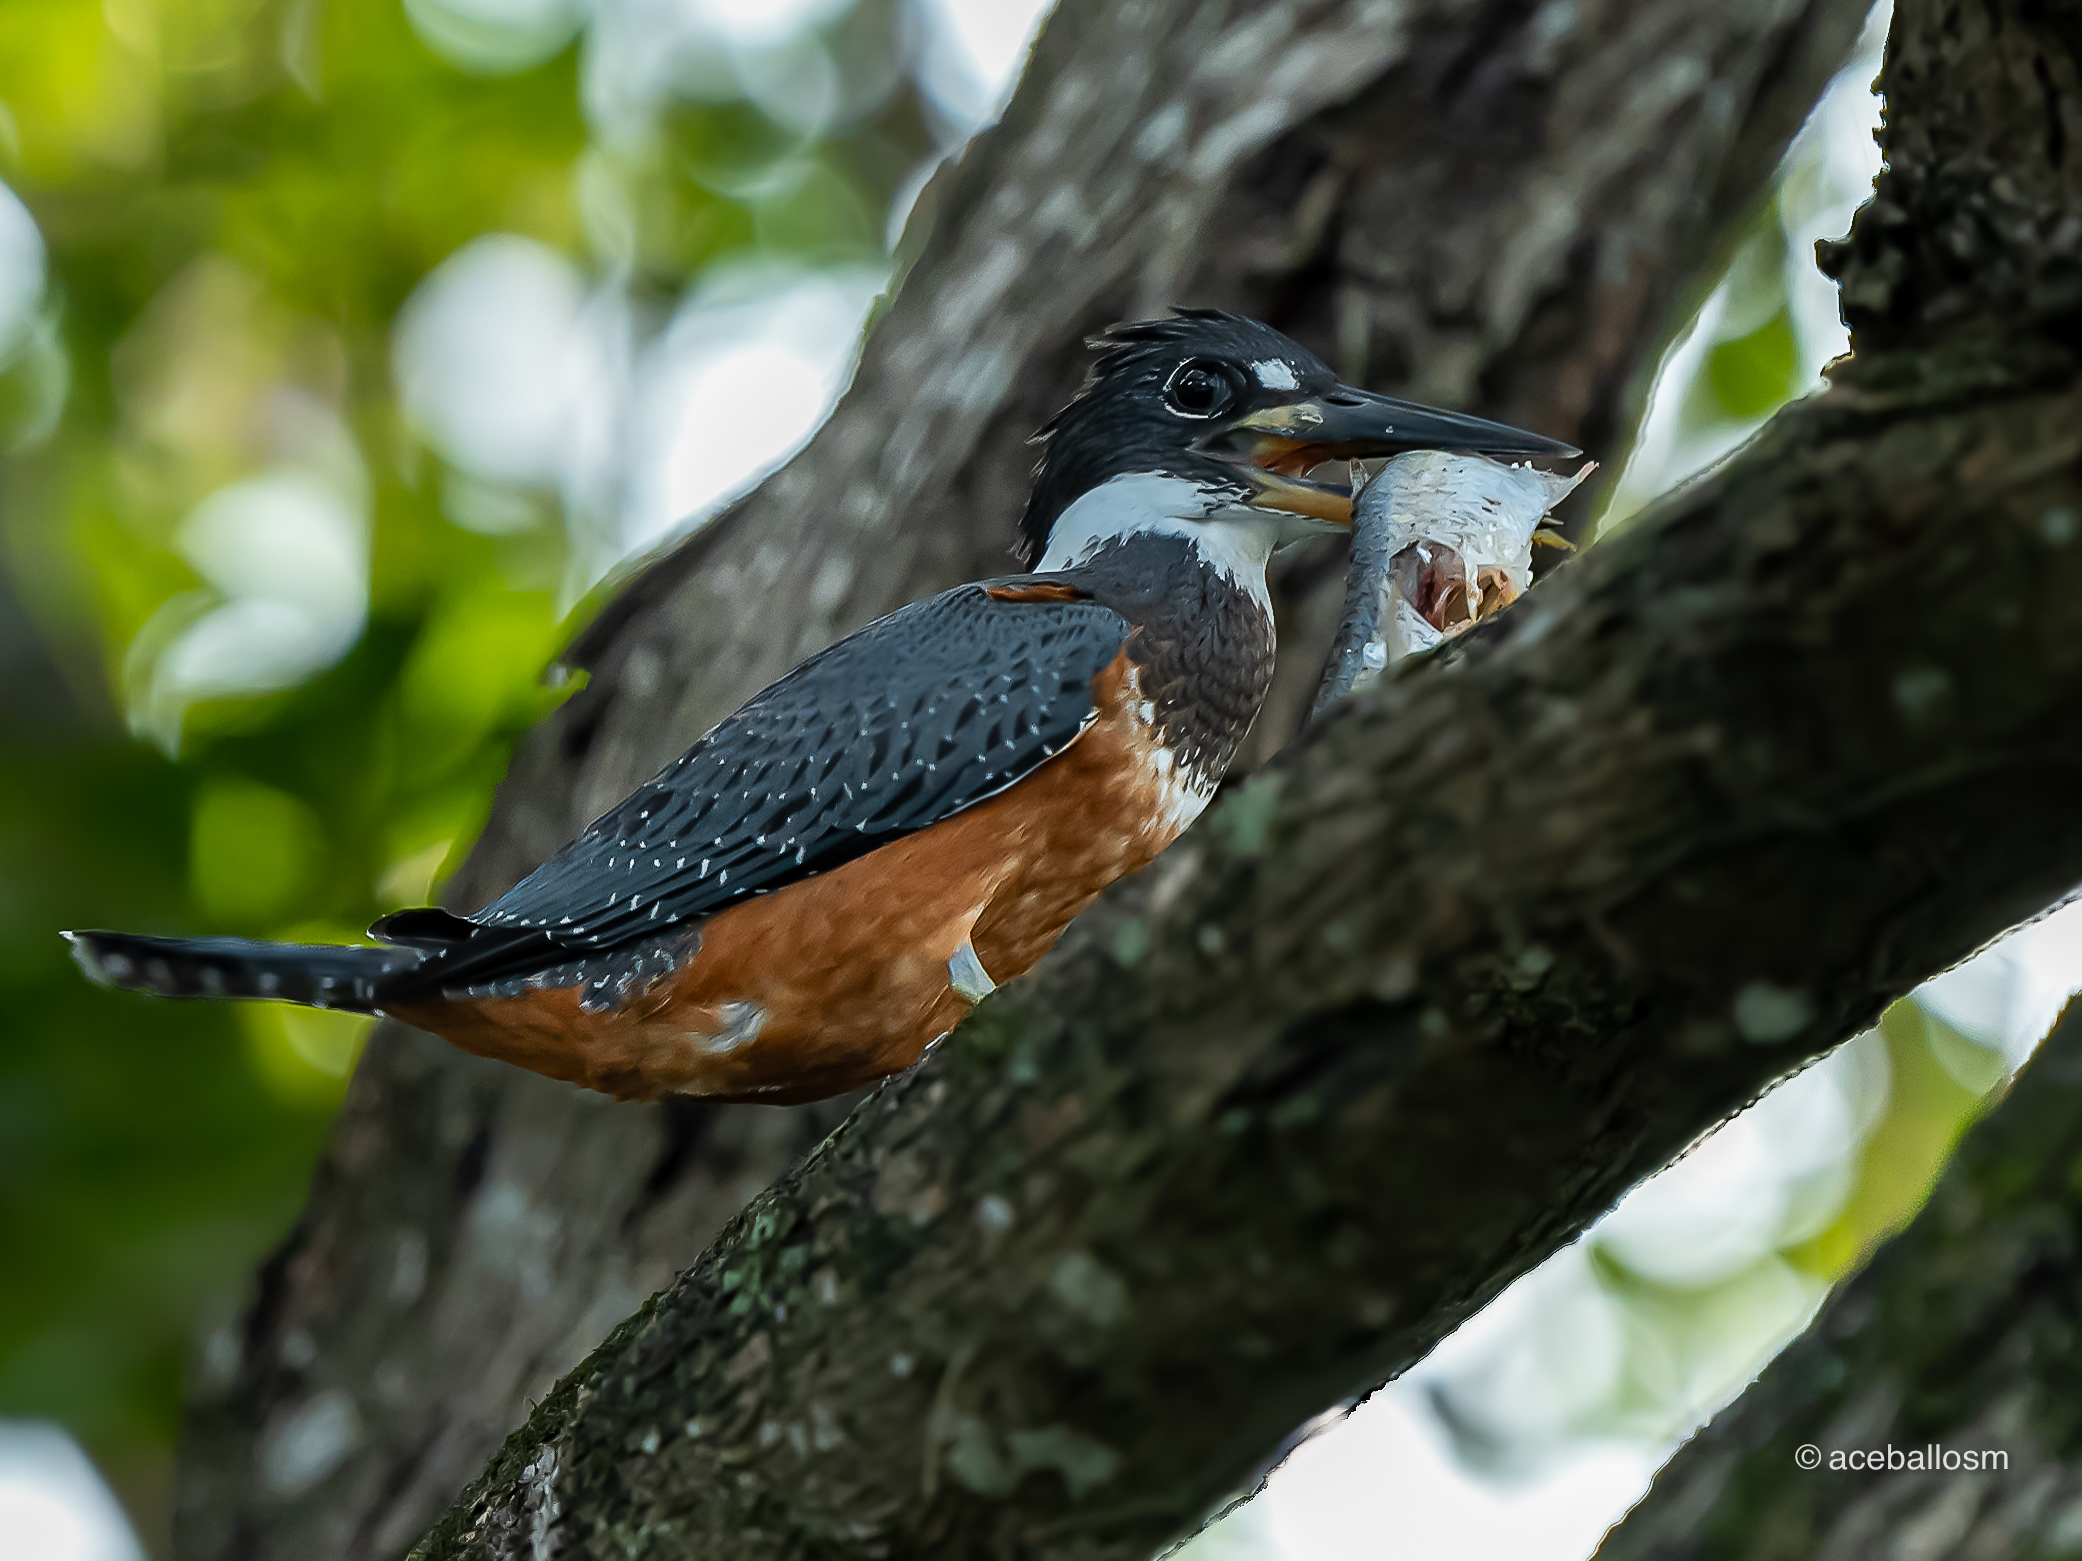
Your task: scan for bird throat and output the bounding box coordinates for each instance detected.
[1036,472,1277,613]
[1047,518,1279,804]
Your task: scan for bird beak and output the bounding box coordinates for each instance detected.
[1205,385,1579,528]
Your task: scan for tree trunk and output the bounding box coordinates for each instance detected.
[1592,1000,2082,1561]
[355,0,2082,1548]
[1586,8,2082,1551]
[174,0,1880,1555]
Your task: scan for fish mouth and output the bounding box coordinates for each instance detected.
[1392,539,1527,635]
[1390,520,1565,649]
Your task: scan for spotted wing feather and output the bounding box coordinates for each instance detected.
[398,582,1127,990]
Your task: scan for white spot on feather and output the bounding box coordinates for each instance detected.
[697,1001,765,1054]
[1147,745,1215,833]
[1253,359,1299,390]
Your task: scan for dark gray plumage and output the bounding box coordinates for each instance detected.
[381,582,1131,994]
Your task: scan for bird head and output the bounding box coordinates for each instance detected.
[1020,309,1577,570]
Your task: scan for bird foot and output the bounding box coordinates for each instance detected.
[947,941,997,1004]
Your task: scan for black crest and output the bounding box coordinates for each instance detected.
[1016,309,1336,566]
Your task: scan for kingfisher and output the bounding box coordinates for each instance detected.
[68,311,1574,1105]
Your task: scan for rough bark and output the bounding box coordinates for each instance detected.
[393,0,2082,1545]
[174,2,1873,1556]
[1591,1,2082,1552]
[1594,999,2082,1561]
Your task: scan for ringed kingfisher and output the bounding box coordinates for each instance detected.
[68,311,1574,1105]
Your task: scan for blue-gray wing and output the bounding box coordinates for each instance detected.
[404,581,1128,986]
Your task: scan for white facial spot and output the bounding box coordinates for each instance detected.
[1253,359,1299,390]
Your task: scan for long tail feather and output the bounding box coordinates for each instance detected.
[64,931,421,1014]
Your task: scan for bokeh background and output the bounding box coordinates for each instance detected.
[3,1,2078,1558]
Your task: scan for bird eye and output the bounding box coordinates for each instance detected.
[1163,361,1234,419]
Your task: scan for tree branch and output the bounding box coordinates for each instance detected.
[1591,1000,2082,1561]
[407,0,2082,1538]
[1590,3,2082,1550]
[176,1,1879,1554]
